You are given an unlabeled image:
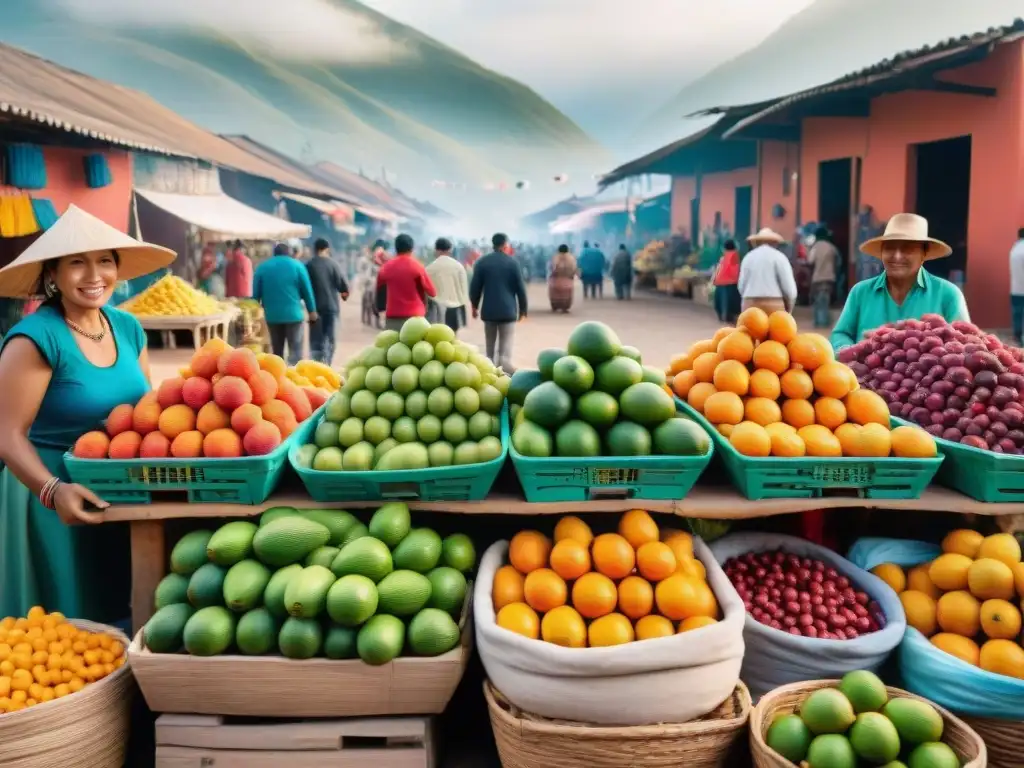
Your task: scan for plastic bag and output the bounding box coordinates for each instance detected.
[709,532,906,700]
[474,537,745,726]
[848,536,1024,719]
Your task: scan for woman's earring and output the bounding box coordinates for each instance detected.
[44,276,58,298]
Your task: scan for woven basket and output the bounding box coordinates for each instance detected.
[0,620,134,768]
[961,714,1023,768]
[749,679,987,768]
[485,678,751,768]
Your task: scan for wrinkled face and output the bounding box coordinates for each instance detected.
[880,240,926,281]
[51,250,118,309]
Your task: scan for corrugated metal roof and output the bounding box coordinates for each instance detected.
[313,161,422,220]
[598,116,723,187]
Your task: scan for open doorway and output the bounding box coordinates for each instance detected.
[818,158,853,295]
[734,185,753,248]
[913,136,970,282]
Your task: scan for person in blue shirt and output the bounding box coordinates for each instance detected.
[578,240,607,299]
[0,204,175,621]
[253,242,318,365]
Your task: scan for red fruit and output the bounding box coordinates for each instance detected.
[157,377,185,409]
[220,348,260,380]
[181,377,214,410]
[213,376,254,411]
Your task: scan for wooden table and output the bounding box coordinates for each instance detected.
[137,308,240,351]
[100,483,1024,635]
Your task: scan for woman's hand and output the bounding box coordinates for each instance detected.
[53,483,108,525]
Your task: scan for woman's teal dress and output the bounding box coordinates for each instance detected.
[0,305,150,622]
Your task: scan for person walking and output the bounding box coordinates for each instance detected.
[807,227,840,328]
[578,240,606,299]
[548,244,577,312]
[376,234,436,332]
[738,227,798,314]
[253,242,318,365]
[426,237,469,333]
[305,238,349,365]
[1011,228,1024,344]
[712,239,741,322]
[610,244,633,300]
[225,240,253,299]
[470,232,528,372]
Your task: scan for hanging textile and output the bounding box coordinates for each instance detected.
[83,154,112,189]
[0,195,39,238]
[4,144,47,190]
[29,198,59,231]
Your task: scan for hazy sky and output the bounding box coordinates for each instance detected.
[363,0,815,148]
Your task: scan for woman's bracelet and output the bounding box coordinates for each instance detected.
[39,477,61,509]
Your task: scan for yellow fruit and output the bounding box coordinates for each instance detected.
[712,360,750,396]
[979,599,1022,640]
[967,558,1016,601]
[931,633,980,666]
[717,331,755,363]
[540,606,587,648]
[749,369,781,400]
[635,615,676,641]
[554,516,594,546]
[979,639,1024,679]
[858,423,892,458]
[929,553,974,591]
[730,421,771,457]
[780,369,814,400]
[492,565,526,611]
[798,424,842,457]
[1014,562,1024,598]
[813,362,854,399]
[768,428,806,457]
[678,616,718,632]
[899,590,937,636]
[889,425,937,459]
[943,528,984,558]
[936,590,981,636]
[907,564,942,600]
[844,389,890,426]
[813,397,847,430]
[737,308,770,340]
[704,391,745,425]
[871,563,907,594]
[523,569,568,613]
[977,533,1022,567]
[745,397,782,426]
[496,603,540,639]
[588,613,635,647]
[752,340,790,375]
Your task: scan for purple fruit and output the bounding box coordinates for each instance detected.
[930,380,954,396]
[891,372,905,385]
[910,407,931,426]
[905,348,921,363]
[888,402,902,417]
[865,353,882,369]
[962,435,988,449]
[850,362,869,378]
[965,422,984,437]
[1008,429,1024,446]
[975,414,991,430]
[946,395,965,411]
[946,367,973,387]
[954,385,972,399]
[942,427,963,442]
[956,417,972,432]
[900,403,915,418]
[991,421,1009,438]
[920,376,935,389]
[1005,409,1024,429]
[924,393,945,411]
[987,406,1004,423]
[941,353,965,369]
[984,430,997,445]
[974,370,999,389]
[874,369,892,383]
[972,387,992,403]
[919,353,939,369]
[930,411,946,426]
[942,408,960,427]
[925,424,945,437]
[998,372,1024,390]
[992,386,1018,408]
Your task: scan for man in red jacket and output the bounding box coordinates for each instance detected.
[376,233,436,331]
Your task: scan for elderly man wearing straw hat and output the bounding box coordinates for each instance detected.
[0,205,176,622]
[830,213,969,351]
[737,227,798,315]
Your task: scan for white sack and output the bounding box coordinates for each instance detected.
[474,537,745,726]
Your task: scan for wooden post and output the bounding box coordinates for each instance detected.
[130,520,166,634]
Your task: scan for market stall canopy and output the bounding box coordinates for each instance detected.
[549,201,632,234]
[275,192,355,222]
[313,162,422,221]
[135,189,310,241]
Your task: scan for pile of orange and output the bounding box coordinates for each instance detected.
[0,606,126,714]
[493,510,720,647]
[667,308,937,459]
[875,530,1024,679]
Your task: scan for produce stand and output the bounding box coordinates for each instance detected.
[136,307,240,351]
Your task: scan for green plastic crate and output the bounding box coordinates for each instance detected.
[678,400,943,500]
[290,407,509,502]
[893,416,1024,502]
[510,405,714,502]
[63,406,324,504]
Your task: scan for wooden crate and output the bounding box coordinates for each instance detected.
[154,713,436,768]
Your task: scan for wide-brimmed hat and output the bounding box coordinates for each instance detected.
[860,213,951,260]
[0,205,176,298]
[747,227,785,245]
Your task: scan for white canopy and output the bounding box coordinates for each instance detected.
[549,201,631,234]
[136,188,311,241]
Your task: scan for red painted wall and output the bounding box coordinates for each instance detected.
[758,141,800,238]
[699,167,758,236]
[670,175,696,236]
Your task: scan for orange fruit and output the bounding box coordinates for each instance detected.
[677,554,707,580]
[678,616,719,633]
[745,397,782,426]
[668,353,692,375]
[618,509,660,549]
[834,423,863,456]
[936,590,981,636]
[712,326,734,347]
[692,352,722,383]
[540,605,587,648]
[787,333,833,371]
[496,603,540,639]
[871,563,906,593]
[977,534,1022,567]
[712,360,750,396]
[900,590,937,636]
[979,639,1024,678]
[737,307,770,340]
[942,529,984,559]
[617,575,654,619]
[689,339,715,358]
[717,331,754,363]
[704,391,744,425]
[812,362,854,399]
[687,382,717,413]
[492,565,526,610]
[588,613,635,647]
[663,530,693,558]
[780,369,814,400]
[767,311,798,344]
[768,427,805,457]
[931,633,980,666]
[636,542,678,582]
[592,533,637,579]
[752,340,790,375]
[890,426,937,459]
[718,424,735,438]
[523,569,568,613]
[550,539,592,581]
[858,423,892,458]
[813,397,847,430]
[554,516,594,546]
[672,370,699,399]
[930,553,973,591]
[980,599,1022,640]
[798,424,842,457]
[635,615,676,641]
[907,564,942,600]
[748,369,781,400]
[967,558,1016,600]
[509,531,552,574]
[844,389,890,426]
[781,399,816,429]
[655,574,717,621]
[1014,562,1024,598]
[730,421,771,457]
[572,572,618,619]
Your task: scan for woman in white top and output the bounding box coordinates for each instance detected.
[738,228,798,314]
[426,237,470,332]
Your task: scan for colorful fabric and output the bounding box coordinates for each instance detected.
[29,198,59,231]
[713,250,740,286]
[5,144,47,189]
[225,249,253,299]
[0,195,39,237]
[83,154,112,189]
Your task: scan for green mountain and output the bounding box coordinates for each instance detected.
[3,0,609,195]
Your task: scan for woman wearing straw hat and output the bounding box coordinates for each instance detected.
[737,227,798,314]
[0,205,175,621]
[830,213,969,351]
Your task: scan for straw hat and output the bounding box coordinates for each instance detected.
[859,213,951,260]
[747,227,785,245]
[0,205,176,298]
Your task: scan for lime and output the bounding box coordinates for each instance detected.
[452,344,470,363]
[453,441,480,465]
[341,367,366,394]
[293,443,317,468]
[399,316,431,346]
[468,411,493,441]
[363,416,392,446]
[392,416,418,444]
[374,438,398,464]
[365,366,392,393]
[376,391,405,421]
[386,343,412,368]
[326,392,352,422]
[337,417,365,448]
[313,446,344,471]
[427,441,455,466]
[477,435,502,462]
[419,360,446,391]
[576,390,619,429]
[416,415,443,443]
[425,323,456,345]
[494,375,511,396]
[442,413,468,443]
[445,362,473,390]
[454,387,481,417]
[314,420,340,449]
[412,341,435,367]
[427,387,454,418]
[555,420,602,457]
[478,384,504,414]
[350,389,377,420]
[512,421,553,457]
[553,355,595,396]
[342,442,375,471]
[362,346,387,369]
[442,533,476,572]
[392,364,419,395]
[405,390,428,420]
[374,329,400,349]
[435,341,455,364]
[537,348,564,380]
[427,567,468,615]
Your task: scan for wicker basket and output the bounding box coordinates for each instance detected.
[0,620,134,768]
[749,679,987,768]
[962,714,1023,768]
[485,678,751,768]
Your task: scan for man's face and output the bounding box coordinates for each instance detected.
[880,241,926,280]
